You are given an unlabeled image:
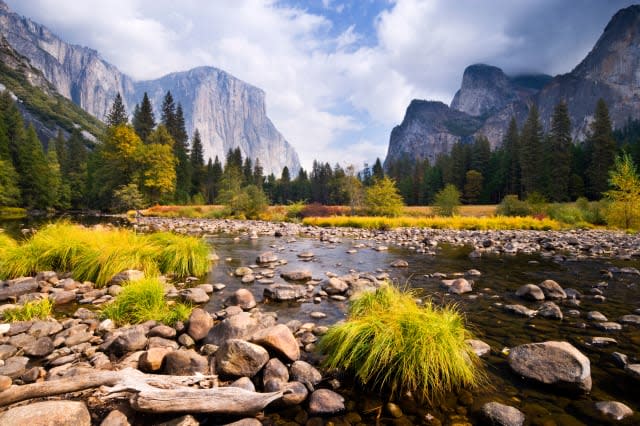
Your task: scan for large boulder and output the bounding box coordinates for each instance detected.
[257,251,278,264]
[322,277,349,295]
[187,308,214,341]
[515,284,545,301]
[204,312,274,346]
[229,289,257,310]
[180,288,209,304]
[163,349,209,375]
[0,277,39,302]
[215,339,269,377]
[110,328,147,355]
[481,402,525,426]
[263,284,307,302]
[538,279,567,299]
[0,400,91,425]
[507,341,591,392]
[250,324,300,362]
[290,360,322,391]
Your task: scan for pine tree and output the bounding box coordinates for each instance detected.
[172,104,191,202]
[242,158,253,185]
[132,92,156,142]
[0,159,20,206]
[161,91,176,130]
[520,104,543,196]
[586,98,616,199]
[190,129,205,195]
[106,93,128,127]
[372,158,384,181]
[16,126,50,208]
[64,130,88,208]
[503,118,521,196]
[46,143,69,209]
[253,158,264,187]
[547,101,572,201]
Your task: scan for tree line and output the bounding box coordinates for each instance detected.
[0,88,637,212]
[386,99,630,205]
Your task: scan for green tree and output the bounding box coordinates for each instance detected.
[586,98,616,199]
[222,184,268,219]
[46,143,70,209]
[548,101,572,201]
[107,93,128,127]
[132,92,156,143]
[15,126,50,208]
[112,183,146,212]
[471,135,491,178]
[0,159,20,206]
[520,104,543,196]
[344,164,364,214]
[364,176,404,217]
[190,129,205,196]
[372,158,384,181]
[64,130,88,208]
[433,184,461,217]
[463,170,483,204]
[605,153,640,229]
[147,125,174,146]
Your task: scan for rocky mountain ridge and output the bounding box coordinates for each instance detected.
[0,0,299,174]
[385,4,640,168]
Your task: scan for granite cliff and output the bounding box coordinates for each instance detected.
[0,0,299,174]
[386,5,640,168]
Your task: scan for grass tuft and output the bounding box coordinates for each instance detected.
[0,222,212,286]
[319,285,483,402]
[101,277,192,326]
[2,298,53,322]
[146,232,210,277]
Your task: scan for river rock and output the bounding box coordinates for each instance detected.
[595,401,633,420]
[110,328,147,355]
[297,252,315,259]
[322,277,349,295]
[0,375,11,391]
[281,381,309,406]
[481,402,525,426]
[593,322,622,332]
[163,349,209,375]
[257,251,278,264]
[391,260,408,267]
[50,290,77,305]
[225,419,262,426]
[504,304,537,318]
[264,284,307,301]
[180,288,209,304]
[0,277,39,301]
[619,314,640,325]
[281,270,313,282]
[308,389,345,415]
[139,347,170,372]
[215,339,269,377]
[23,336,54,357]
[624,364,640,380]
[263,357,289,391]
[0,400,91,425]
[290,360,322,391]
[587,311,608,322]
[187,308,214,341]
[205,312,274,346]
[538,302,563,320]
[0,344,17,360]
[110,269,144,284]
[538,279,567,299]
[0,356,28,378]
[149,325,177,339]
[234,267,253,277]
[251,324,300,362]
[229,289,256,310]
[590,337,617,346]
[466,339,491,357]
[448,278,473,294]
[230,376,256,392]
[515,284,545,301]
[156,415,199,426]
[507,341,591,392]
[100,409,131,426]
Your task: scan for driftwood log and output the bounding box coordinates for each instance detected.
[0,368,286,415]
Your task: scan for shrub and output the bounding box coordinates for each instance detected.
[605,153,640,230]
[112,183,147,213]
[285,201,307,220]
[101,277,192,326]
[525,192,548,215]
[433,184,461,217]
[365,177,404,217]
[496,195,531,216]
[223,185,269,219]
[300,203,345,218]
[3,298,53,322]
[319,285,482,402]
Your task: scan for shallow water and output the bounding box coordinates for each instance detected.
[204,234,640,425]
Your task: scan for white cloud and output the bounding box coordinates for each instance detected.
[5,0,632,170]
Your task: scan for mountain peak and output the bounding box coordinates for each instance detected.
[450,64,514,117]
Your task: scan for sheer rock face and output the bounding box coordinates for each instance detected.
[0,1,299,175]
[386,5,640,168]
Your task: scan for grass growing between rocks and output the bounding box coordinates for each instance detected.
[2,298,53,322]
[319,285,483,402]
[303,215,562,230]
[101,277,192,326]
[0,222,211,286]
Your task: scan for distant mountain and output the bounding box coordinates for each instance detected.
[385,5,640,168]
[0,33,103,144]
[0,0,300,174]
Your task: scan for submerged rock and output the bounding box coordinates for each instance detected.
[481,401,525,426]
[515,284,545,301]
[308,389,345,415]
[595,401,633,420]
[507,341,591,392]
[538,279,567,299]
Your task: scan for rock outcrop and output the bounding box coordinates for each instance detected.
[0,0,299,175]
[386,5,640,168]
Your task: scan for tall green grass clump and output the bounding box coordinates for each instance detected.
[146,232,210,277]
[101,277,192,326]
[319,285,482,402]
[2,298,53,322]
[0,222,212,286]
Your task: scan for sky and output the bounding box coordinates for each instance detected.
[5,0,637,170]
